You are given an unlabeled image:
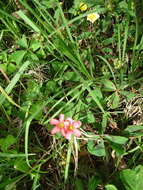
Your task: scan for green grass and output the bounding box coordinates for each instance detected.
[0,0,143,189]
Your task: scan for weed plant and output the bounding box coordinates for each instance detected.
[0,0,143,189]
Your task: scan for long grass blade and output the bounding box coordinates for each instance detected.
[0,85,21,108]
[0,61,30,105]
[16,10,40,33]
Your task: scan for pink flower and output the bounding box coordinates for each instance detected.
[50,114,69,137]
[64,118,81,140]
[50,114,81,140]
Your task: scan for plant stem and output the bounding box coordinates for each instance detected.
[64,137,73,183]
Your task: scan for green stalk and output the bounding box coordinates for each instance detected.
[64,137,73,182]
[117,24,121,60]
[131,17,138,71]
[122,19,129,62]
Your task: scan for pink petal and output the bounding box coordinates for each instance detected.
[73,129,81,137]
[50,119,59,125]
[64,121,70,128]
[66,117,74,123]
[51,126,60,134]
[64,132,73,140]
[73,121,81,128]
[59,114,64,122]
[61,128,66,137]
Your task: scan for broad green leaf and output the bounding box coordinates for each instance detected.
[7,63,17,74]
[119,1,128,10]
[93,87,103,100]
[87,87,105,113]
[64,71,81,82]
[17,35,28,49]
[0,135,16,152]
[111,93,120,109]
[120,165,143,190]
[29,103,43,120]
[104,135,128,145]
[87,140,106,157]
[103,38,114,45]
[102,79,116,92]
[102,48,113,53]
[101,112,109,133]
[82,111,95,123]
[0,63,7,72]
[110,143,125,156]
[36,48,46,58]
[46,80,58,94]
[9,50,27,65]
[121,169,136,190]
[51,61,65,71]
[26,80,41,100]
[86,88,103,103]
[124,125,143,133]
[134,165,143,190]
[30,39,41,51]
[107,92,120,109]
[120,91,136,101]
[105,184,118,190]
[28,52,39,61]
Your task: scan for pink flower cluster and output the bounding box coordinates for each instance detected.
[50,114,81,140]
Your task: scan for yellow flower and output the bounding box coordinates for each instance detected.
[79,2,87,12]
[87,12,100,23]
[59,2,63,5]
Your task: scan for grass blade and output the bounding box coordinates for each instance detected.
[16,10,40,33]
[86,86,105,114]
[0,61,30,105]
[0,85,21,108]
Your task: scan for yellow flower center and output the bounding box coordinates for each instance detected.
[59,123,64,128]
[68,125,74,130]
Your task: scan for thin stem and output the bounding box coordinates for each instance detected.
[64,137,73,182]
[131,17,138,71]
[117,24,121,60]
[122,19,129,62]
